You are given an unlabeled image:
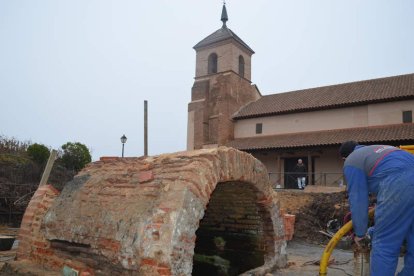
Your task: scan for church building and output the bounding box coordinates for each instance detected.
[187,4,414,189]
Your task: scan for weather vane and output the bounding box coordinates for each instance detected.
[223,0,226,5]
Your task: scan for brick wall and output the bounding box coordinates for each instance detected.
[16,185,94,275]
[194,182,268,274]
[16,147,286,275]
[197,182,264,243]
[195,41,253,81]
[188,71,261,150]
[17,185,59,261]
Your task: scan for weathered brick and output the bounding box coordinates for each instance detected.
[99,156,119,161]
[138,170,154,183]
[33,241,49,248]
[35,247,54,256]
[44,184,60,195]
[157,267,172,275]
[98,238,121,251]
[19,147,286,275]
[18,228,31,237]
[141,258,157,266]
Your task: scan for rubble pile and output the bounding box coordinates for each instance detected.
[294,192,349,244]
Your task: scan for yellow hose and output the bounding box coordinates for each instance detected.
[319,145,411,275]
[319,209,375,276]
[400,145,414,154]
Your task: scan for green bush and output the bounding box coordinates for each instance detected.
[61,142,92,172]
[27,143,50,165]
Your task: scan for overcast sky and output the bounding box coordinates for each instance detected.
[1,0,413,160]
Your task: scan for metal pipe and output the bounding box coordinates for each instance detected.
[354,246,370,276]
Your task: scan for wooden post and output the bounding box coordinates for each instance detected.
[276,155,281,188]
[144,100,148,156]
[307,152,312,185]
[39,149,57,186]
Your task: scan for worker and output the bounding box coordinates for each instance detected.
[339,141,414,276]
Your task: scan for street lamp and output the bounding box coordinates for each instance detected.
[120,134,127,157]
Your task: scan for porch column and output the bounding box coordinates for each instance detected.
[276,154,281,188]
[307,152,313,185]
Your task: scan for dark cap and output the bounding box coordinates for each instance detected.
[339,141,359,158]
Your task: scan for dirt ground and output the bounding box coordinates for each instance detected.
[277,189,349,244]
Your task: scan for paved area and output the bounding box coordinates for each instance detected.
[0,240,406,275]
[274,240,405,276]
[274,240,353,275]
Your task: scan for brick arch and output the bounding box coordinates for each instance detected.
[19,147,286,275]
[193,181,280,275]
[151,147,287,275]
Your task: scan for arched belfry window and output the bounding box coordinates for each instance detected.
[208,53,218,74]
[239,55,245,77]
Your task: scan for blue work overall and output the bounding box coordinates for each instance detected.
[344,145,414,276]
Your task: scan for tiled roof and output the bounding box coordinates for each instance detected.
[193,26,254,54]
[226,124,414,150]
[234,73,414,119]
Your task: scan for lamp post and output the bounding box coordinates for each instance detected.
[120,134,127,157]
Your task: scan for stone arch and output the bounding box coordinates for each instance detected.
[23,147,286,275]
[208,53,218,74]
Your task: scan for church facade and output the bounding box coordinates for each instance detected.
[187,4,414,189]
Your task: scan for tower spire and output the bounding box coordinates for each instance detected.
[221,1,228,28]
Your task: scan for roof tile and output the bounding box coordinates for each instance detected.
[193,26,254,54]
[226,124,414,150]
[234,73,414,119]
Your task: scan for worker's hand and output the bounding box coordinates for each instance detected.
[354,236,365,247]
[354,235,370,248]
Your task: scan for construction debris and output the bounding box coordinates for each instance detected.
[277,190,349,244]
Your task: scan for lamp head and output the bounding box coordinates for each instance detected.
[120,134,127,144]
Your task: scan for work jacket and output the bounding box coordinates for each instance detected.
[343,145,414,237]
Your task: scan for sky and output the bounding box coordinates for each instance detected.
[1,0,413,161]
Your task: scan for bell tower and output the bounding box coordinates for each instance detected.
[187,3,261,150]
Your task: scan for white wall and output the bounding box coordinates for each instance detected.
[234,100,414,138]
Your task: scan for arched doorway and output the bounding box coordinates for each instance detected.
[193,181,273,275]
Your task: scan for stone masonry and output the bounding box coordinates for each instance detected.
[15,147,287,275]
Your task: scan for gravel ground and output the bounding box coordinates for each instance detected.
[273,240,404,276]
[0,240,405,275]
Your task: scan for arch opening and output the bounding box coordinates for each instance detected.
[192,181,275,275]
[208,53,218,74]
[238,55,245,77]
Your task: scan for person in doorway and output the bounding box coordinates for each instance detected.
[339,141,414,276]
[293,159,307,189]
